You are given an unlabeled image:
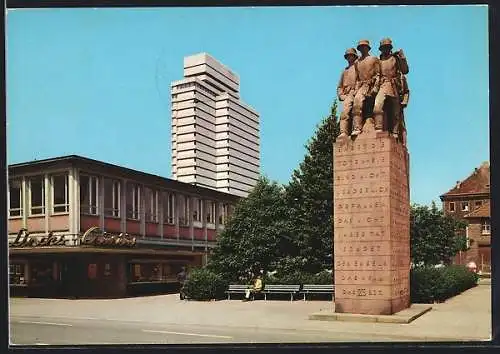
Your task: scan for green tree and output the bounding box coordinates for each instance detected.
[207,177,292,282]
[410,202,468,267]
[282,101,340,274]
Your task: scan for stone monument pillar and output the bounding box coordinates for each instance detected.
[333,128,410,315]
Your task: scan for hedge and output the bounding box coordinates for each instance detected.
[410,265,479,303]
[181,268,228,301]
[183,265,477,303]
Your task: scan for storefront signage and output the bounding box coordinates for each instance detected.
[9,227,136,249]
[9,229,67,247]
[80,227,136,248]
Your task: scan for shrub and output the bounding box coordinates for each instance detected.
[410,266,443,303]
[441,265,479,297]
[312,270,333,285]
[263,270,333,285]
[272,271,316,285]
[410,265,479,303]
[182,268,229,301]
[262,274,279,285]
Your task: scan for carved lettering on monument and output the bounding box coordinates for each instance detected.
[332,169,392,184]
[334,155,389,171]
[337,185,390,199]
[335,257,392,271]
[335,140,390,156]
[340,286,389,299]
[334,229,390,241]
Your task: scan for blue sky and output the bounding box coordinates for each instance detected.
[6,5,489,206]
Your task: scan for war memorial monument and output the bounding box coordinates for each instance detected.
[332,38,413,316]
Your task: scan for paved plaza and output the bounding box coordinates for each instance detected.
[9,280,491,345]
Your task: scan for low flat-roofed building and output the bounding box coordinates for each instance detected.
[7,155,239,298]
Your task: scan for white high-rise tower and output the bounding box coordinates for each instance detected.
[171,53,260,197]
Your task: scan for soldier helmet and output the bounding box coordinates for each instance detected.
[344,48,358,59]
[379,38,393,50]
[356,39,371,50]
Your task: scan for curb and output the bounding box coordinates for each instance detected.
[309,304,432,324]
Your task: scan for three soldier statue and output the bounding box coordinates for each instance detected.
[337,38,410,144]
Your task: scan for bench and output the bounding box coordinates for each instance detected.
[263,284,301,301]
[225,285,248,300]
[300,284,335,301]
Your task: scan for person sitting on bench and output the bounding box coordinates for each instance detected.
[243,274,263,301]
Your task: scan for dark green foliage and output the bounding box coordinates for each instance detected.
[410,267,442,303]
[207,177,292,282]
[410,265,478,303]
[206,101,340,285]
[283,101,340,274]
[271,271,317,285]
[262,270,332,285]
[410,202,468,266]
[181,268,228,301]
[440,265,480,296]
[313,270,334,285]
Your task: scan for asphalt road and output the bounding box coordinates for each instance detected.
[9,282,491,346]
[10,315,403,345]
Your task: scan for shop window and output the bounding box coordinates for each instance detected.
[80,175,98,215]
[9,264,26,285]
[128,263,162,282]
[52,174,69,213]
[178,195,189,226]
[127,262,188,283]
[164,192,175,224]
[30,262,54,284]
[482,220,491,235]
[126,183,140,220]
[104,178,120,218]
[104,263,112,277]
[133,264,141,280]
[88,263,97,279]
[449,202,455,213]
[9,179,23,217]
[206,201,216,224]
[29,176,45,215]
[162,264,173,281]
[144,187,158,223]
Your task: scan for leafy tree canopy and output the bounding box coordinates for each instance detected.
[410,202,468,267]
[283,101,340,274]
[207,177,292,281]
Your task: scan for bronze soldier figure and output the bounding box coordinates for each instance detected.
[351,39,380,136]
[337,48,359,138]
[373,38,409,138]
[399,74,410,145]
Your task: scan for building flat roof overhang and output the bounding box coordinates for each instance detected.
[8,155,240,202]
[9,246,205,257]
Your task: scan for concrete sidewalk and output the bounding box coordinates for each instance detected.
[9,281,491,342]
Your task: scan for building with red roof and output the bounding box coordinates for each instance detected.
[439,162,490,274]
